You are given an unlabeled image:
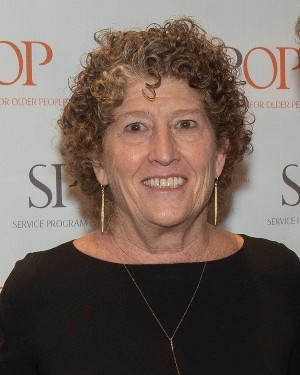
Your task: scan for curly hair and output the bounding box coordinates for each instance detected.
[58,17,253,223]
[296,16,300,39]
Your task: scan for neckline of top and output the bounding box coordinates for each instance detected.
[69,234,249,268]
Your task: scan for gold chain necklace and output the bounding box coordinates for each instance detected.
[123,261,207,375]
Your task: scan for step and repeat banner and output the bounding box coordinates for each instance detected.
[1,0,299,286]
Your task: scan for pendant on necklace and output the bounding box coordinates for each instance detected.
[123,261,207,375]
[169,337,181,375]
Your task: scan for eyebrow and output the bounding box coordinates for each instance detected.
[114,108,206,121]
[169,109,206,118]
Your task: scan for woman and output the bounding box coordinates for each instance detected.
[0,18,299,375]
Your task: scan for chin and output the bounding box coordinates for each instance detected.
[146,212,190,228]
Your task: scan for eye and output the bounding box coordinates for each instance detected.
[125,122,145,132]
[177,120,196,129]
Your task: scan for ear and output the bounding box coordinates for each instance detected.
[92,158,108,186]
[215,140,228,177]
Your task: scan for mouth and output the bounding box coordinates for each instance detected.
[143,176,186,188]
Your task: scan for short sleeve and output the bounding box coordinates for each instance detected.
[0,253,40,374]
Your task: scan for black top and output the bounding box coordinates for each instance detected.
[0,235,299,375]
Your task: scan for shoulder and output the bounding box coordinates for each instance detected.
[242,235,299,262]
[1,241,75,301]
[241,234,300,284]
[14,240,76,272]
[241,236,300,326]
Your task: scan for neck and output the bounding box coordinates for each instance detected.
[107,211,216,264]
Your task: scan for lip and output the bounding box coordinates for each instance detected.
[142,176,187,189]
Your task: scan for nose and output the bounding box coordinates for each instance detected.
[148,126,179,166]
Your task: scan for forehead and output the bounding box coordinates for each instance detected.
[119,76,203,109]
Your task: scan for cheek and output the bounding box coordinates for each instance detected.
[184,141,216,170]
[103,141,144,185]
[103,136,125,168]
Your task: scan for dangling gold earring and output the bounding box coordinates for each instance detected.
[214,177,218,226]
[100,184,105,233]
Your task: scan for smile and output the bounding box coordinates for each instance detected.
[143,177,186,188]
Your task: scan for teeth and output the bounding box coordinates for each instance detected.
[143,177,186,188]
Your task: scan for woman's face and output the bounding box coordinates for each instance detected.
[93,77,226,229]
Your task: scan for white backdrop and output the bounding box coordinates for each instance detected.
[1,0,299,286]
